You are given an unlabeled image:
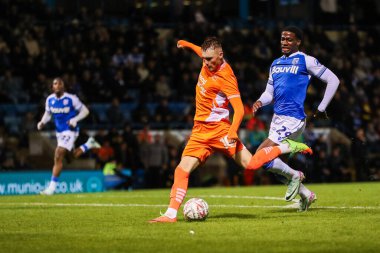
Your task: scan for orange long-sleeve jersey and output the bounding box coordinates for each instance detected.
[178,40,244,139]
[178,40,243,130]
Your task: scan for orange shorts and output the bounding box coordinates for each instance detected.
[182,121,245,163]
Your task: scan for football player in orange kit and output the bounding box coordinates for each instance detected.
[149,37,309,223]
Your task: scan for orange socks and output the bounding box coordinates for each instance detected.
[247,146,282,170]
[169,167,190,210]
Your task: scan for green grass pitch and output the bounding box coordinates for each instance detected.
[0,182,379,253]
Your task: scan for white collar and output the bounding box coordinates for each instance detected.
[54,92,67,99]
[282,51,301,58]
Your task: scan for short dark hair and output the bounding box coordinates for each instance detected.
[201,37,222,51]
[282,26,303,41]
[51,77,65,90]
[53,77,65,85]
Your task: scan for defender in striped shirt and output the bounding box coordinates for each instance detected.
[251,26,340,211]
[37,78,101,195]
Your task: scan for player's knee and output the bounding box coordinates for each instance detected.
[54,149,65,162]
[245,156,261,170]
[54,156,63,165]
[73,149,82,158]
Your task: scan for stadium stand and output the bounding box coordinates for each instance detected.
[0,0,379,187]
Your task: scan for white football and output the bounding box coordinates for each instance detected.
[183,198,209,221]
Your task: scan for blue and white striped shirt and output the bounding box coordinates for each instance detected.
[268,52,327,120]
[45,92,83,133]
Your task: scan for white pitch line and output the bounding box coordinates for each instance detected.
[0,202,167,207]
[1,202,379,210]
[201,194,298,203]
[75,194,298,203]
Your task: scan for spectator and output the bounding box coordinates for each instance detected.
[314,149,330,182]
[329,146,351,182]
[111,48,126,67]
[0,70,27,103]
[145,134,169,188]
[106,98,124,127]
[103,159,132,190]
[126,46,144,65]
[23,32,40,57]
[155,75,171,99]
[366,122,380,152]
[154,98,173,125]
[245,123,267,153]
[0,0,379,185]
[351,128,369,181]
[133,102,151,125]
[96,139,115,168]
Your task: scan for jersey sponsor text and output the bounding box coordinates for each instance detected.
[50,107,70,114]
[272,65,299,74]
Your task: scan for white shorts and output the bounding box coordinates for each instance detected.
[268,114,306,144]
[56,130,79,151]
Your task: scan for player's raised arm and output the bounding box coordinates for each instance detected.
[177,40,202,58]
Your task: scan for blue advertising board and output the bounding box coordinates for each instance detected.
[0,171,104,195]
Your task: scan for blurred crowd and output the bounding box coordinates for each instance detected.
[0,0,379,185]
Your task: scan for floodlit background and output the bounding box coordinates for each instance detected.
[0,0,379,194]
[0,1,380,253]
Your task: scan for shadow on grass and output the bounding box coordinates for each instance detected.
[270,208,324,214]
[0,205,67,211]
[208,213,257,219]
[269,209,300,214]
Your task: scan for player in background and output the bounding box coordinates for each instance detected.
[149,37,310,223]
[37,77,101,195]
[251,26,340,211]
